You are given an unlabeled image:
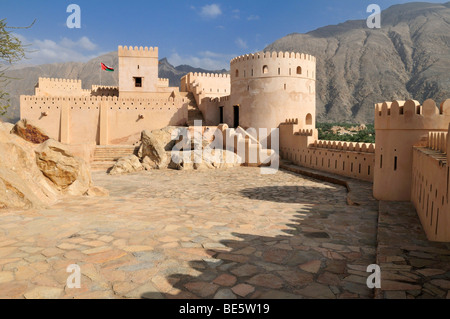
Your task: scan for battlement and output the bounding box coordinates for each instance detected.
[158,78,169,87]
[190,72,230,79]
[312,140,376,153]
[118,45,159,58]
[375,99,450,130]
[295,129,314,136]
[91,85,118,90]
[230,51,316,65]
[426,131,448,154]
[281,119,299,125]
[38,77,82,84]
[21,95,187,104]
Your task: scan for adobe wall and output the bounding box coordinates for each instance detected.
[229,52,316,132]
[20,95,189,145]
[280,120,375,182]
[411,126,449,242]
[374,99,450,201]
[35,78,90,97]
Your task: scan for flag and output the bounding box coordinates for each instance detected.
[101,63,114,72]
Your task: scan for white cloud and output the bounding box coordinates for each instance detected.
[232,9,240,19]
[247,15,260,21]
[235,38,248,49]
[13,34,101,66]
[200,4,222,19]
[168,51,236,70]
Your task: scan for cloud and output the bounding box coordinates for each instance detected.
[235,38,248,49]
[168,51,236,70]
[14,34,101,66]
[247,15,260,21]
[232,9,240,19]
[200,4,222,19]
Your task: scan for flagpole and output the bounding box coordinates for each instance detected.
[100,63,102,86]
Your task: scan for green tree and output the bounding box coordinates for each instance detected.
[0,18,33,116]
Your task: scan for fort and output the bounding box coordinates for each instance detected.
[20,45,450,242]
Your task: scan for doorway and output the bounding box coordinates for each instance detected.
[219,106,224,124]
[233,105,240,128]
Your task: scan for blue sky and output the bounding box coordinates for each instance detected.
[1,0,447,69]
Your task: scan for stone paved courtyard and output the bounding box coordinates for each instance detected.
[0,166,448,299]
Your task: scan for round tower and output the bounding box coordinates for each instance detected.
[229,51,316,133]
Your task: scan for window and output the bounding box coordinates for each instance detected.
[278,68,281,75]
[297,66,302,75]
[263,65,269,74]
[137,65,140,70]
[134,77,142,88]
[235,70,239,77]
[305,113,312,125]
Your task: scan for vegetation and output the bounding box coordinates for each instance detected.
[317,122,375,144]
[0,18,33,116]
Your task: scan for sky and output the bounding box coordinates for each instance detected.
[1,0,447,70]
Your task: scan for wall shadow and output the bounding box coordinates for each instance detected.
[140,181,379,299]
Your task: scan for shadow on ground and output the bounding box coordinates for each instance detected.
[141,178,379,299]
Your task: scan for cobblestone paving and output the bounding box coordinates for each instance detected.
[0,166,446,299]
[377,202,450,299]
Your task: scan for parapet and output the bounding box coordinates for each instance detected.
[230,51,316,65]
[189,72,230,79]
[38,77,82,85]
[118,45,158,58]
[426,131,448,154]
[281,119,299,125]
[312,140,376,153]
[375,99,450,130]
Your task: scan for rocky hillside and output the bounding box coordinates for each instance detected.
[265,1,450,123]
[1,54,226,123]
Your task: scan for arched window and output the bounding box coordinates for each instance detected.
[305,113,313,125]
[297,66,302,75]
[235,69,239,77]
[263,65,269,74]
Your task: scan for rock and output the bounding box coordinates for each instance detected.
[109,155,143,175]
[138,127,181,169]
[0,125,59,209]
[35,139,91,195]
[214,289,237,299]
[141,156,156,171]
[169,149,242,171]
[11,119,50,144]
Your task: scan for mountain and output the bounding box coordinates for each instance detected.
[265,1,450,123]
[1,53,227,123]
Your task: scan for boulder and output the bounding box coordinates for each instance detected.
[0,123,59,209]
[138,127,180,169]
[11,119,50,144]
[109,155,143,175]
[141,156,157,171]
[168,149,242,171]
[86,186,110,197]
[35,139,92,196]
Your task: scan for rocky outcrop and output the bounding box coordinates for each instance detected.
[35,139,92,196]
[109,155,143,175]
[11,119,49,144]
[0,122,107,210]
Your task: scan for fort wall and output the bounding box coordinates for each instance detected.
[374,99,450,201]
[35,77,90,97]
[279,120,375,182]
[20,95,189,145]
[411,125,449,242]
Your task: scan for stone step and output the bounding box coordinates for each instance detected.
[90,161,116,172]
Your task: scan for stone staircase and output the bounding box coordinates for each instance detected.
[186,92,204,126]
[91,145,139,172]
